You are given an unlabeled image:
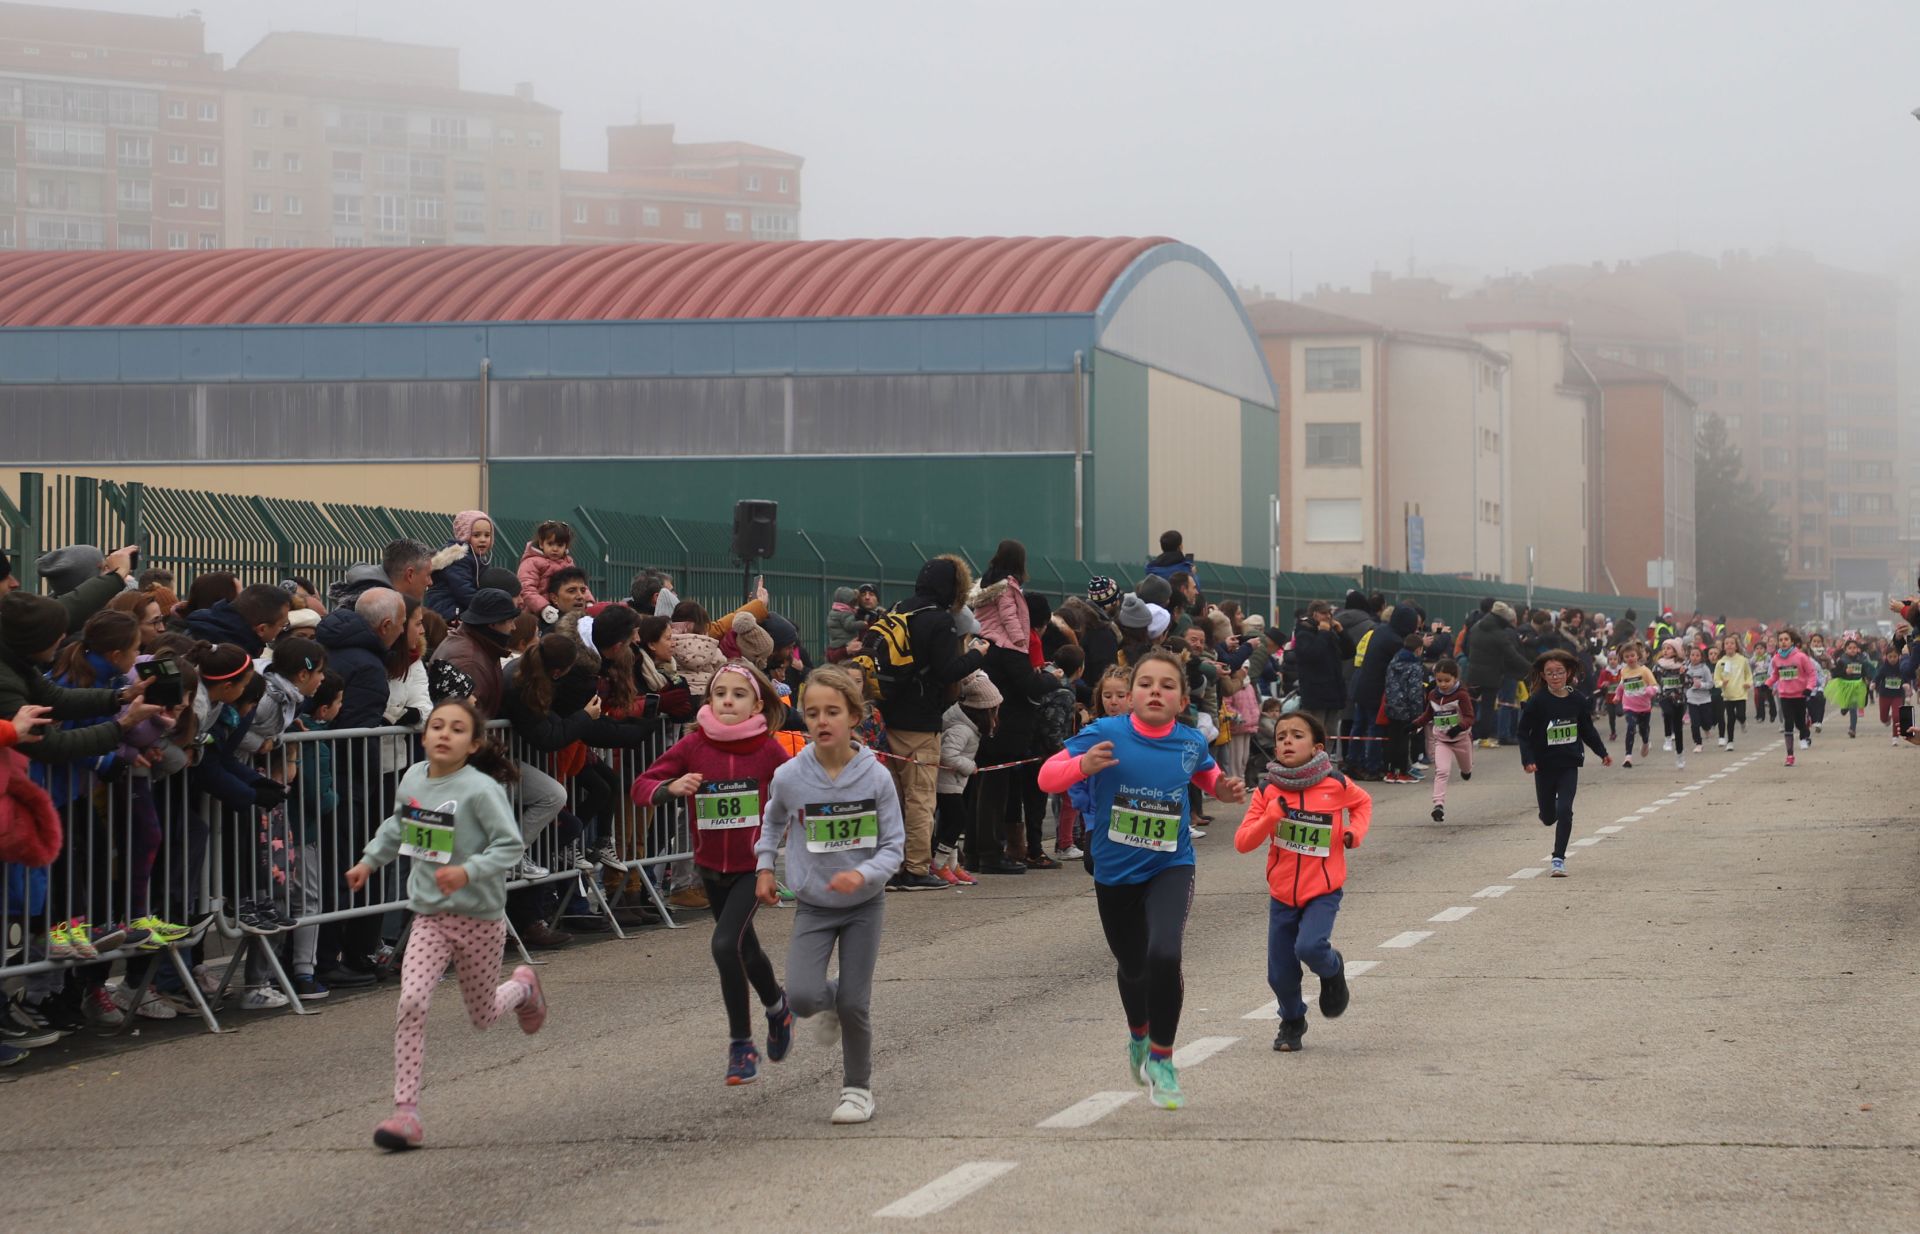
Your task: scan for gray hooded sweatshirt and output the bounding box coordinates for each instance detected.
[754,743,905,909]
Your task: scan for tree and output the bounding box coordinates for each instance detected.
[1694,413,1792,618]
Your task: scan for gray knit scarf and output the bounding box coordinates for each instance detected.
[1266,750,1333,793]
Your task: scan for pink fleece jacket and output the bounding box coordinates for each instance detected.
[1766,648,1818,699]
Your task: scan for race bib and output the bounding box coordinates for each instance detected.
[1844,664,1861,677]
[696,779,761,831]
[1778,666,1798,680]
[1109,790,1181,852]
[398,803,455,865]
[1659,675,1683,691]
[1885,676,1903,690]
[803,800,878,853]
[1624,679,1646,693]
[1433,711,1460,731]
[1276,807,1332,858]
[1546,720,1578,746]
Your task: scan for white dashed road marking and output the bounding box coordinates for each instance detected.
[1381,931,1434,949]
[1171,1035,1240,1067]
[1510,868,1545,879]
[1615,816,1642,824]
[1571,837,1604,847]
[1428,906,1476,922]
[877,1162,1019,1219]
[1037,1092,1138,1129]
[1473,885,1513,899]
[1596,826,1624,834]
[1240,961,1379,1020]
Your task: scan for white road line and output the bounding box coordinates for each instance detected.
[1636,807,1661,814]
[1596,825,1624,834]
[1381,930,1434,948]
[1571,837,1604,847]
[1655,796,1680,804]
[1172,1035,1240,1067]
[1708,774,1727,780]
[1510,868,1545,879]
[876,1162,1019,1219]
[1345,959,1380,977]
[1614,815,1642,823]
[1428,906,1476,922]
[1240,962,1380,1019]
[1683,783,1702,790]
[1473,885,1513,899]
[1037,1091,1139,1129]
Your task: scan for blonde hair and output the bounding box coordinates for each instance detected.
[800,665,866,723]
[1097,664,1133,715]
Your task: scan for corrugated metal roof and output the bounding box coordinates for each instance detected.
[0,236,1173,327]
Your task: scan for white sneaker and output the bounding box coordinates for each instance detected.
[1717,737,1726,748]
[192,962,226,996]
[831,1086,875,1125]
[1692,746,1702,754]
[1055,845,1085,860]
[1676,755,1686,769]
[1191,827,1208,839]
[239,986,289,1011]
[111,984,179,1020]
[1662,738,1674,752]
[1799,738,1810,749]
[813,1008,842,1050]
[514,857,550,880]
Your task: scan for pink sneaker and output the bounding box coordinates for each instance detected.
[513,964,546,1034]
[373,1111,423,1152]
[950,866,978,886]
[1785,754,1796,767]
[933,865,961,887]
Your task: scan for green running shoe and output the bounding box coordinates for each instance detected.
[1128,1036,1149,1086]
[1143,1057,1184,1110]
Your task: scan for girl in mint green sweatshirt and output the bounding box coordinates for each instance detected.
[347,698,548,1153]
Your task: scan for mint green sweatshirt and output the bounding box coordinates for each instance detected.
[361,762,525,920]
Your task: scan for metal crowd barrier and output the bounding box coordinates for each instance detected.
[1,716,695,1035]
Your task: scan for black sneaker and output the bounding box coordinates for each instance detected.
[1319,960,1350,1019]
[1430,805,1445,822]
[236,901,280,935]
[2,998,61,1048]
[317,964,377,989]
[975,857,1028,876]
[889,871,948,891]
[1460,771,1471,781]
[1273,1017,1307,1052]
[267,902,298,930]
[23,996,84,1036]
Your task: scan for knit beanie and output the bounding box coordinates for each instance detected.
[1146,604,1171,640]
[1491,601,1517,624]
[477,566,521,596]
[763,612,800,654]
[0,592,71,660]
[451,509,492,545]
[1136,574,1173,608]
[1242,614,1267,635]
[958,670,1002,710]
[731,611,776,666]
[1087,575,1119,606]
[36,545,103,597]
[1117,593,1151,632]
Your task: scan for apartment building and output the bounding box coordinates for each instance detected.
[1573,351,1698,611]
[560,122,801,245]
[225,33,561,250]
[0,2,228,252]
[1247,299,1510,581]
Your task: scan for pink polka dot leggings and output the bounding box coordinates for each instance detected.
[392,913,527,1108]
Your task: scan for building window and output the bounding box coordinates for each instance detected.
[285,194,302,215]
[167,143,186,164]
[1304,499,1364,544]
[116,179,151,210]
[724,211,743,232]
[198,101,218,121]
[498,128,515,146]
[198,146,218,166]
[572,203,588,224]
[1304,422,1362,467]
[528,170,543,190]
[285,153,302,173]
[117,136,150,167]
[251,107,271,128]
[455,203,483,230]
[1829,427,1849,452]
[252,192,272,214]
[498,207,514,229]
[605,205,620,225]
[777,175,789,193]
[375,194,404,231]
[428,117,467,151]
[166,186,187,207]
[683,208,702,229]
[527,129,544,148]
[527,208,544,229]
[498,167,515,188]
[166,100,185,119]
[254,236,272,249]
[642,206,660,227]
[167,230,188,250]
[1763,447,1790,471]
[746,173,761,191]
[252,149,271,171]
[333,194,361,225]
[197,233,217,250]
[454,162,483,191]
[197,188,218,209]
[1304,346,1363,392]
[1686,378,1717,398]
[117,224,149,249]
[414,198,441,222]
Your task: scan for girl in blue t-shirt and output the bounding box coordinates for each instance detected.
[1039,649,1247,1112]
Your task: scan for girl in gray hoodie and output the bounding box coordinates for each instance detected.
[755,666,905,1125]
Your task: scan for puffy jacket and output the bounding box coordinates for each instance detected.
[969,576,1031,654]
[1235,771,1372,907]
[54,573,125,633]
[1384,649,1428,722]
[879,556,986,734]
[515,542,595,616]
[189,686,273,812]
[0,646,122,765]
[936,703,982,795]
[0,747,61,867]
[1463,612,1532,691]
[1286,620,1350,711]
[826,587,864,655]
[1060,597,1119,685]
[669,627,727,698]
[425,541,489,621]
[1143,550,1199,589]
[432,626,507,720]
[1351,606,1419,710]
[314,608,393,730]
[185,600,267,657]
[1766,648,1819,699]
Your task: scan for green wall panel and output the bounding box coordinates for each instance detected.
[1088,349,1148,567]
[489,456,1078,560]
[1239,397,1280,576]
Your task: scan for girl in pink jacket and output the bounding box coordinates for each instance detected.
[1765,629,1818,765]
[969,539,1031,654]
[516,519,596,616]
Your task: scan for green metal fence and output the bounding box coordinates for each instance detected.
[1361,567,1657,628]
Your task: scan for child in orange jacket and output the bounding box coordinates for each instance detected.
[1236,709,1371,1053]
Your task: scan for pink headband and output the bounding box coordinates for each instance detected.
[712,663,759,692]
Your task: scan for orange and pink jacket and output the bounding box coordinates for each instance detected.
[1235,773,1372,907]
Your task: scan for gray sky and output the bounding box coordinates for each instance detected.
[109,0,1920,293]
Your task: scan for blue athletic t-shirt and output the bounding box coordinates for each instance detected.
[1062,714,1216,886]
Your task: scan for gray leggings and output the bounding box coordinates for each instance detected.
[785,894,885,1088]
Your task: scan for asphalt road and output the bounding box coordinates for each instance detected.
[4,721,1916,1234]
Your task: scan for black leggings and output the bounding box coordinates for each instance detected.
[1754,686,1776,723]
[1687,702,1714,747]
[1534,765,1579,860]
[935,792,971,853]
[1780,697,1810,751]
[701,869,783,1041]
[1093,864,1195,1050]
[1659,698,1685,741]
[1808,692,1827,726]
[1623,710,1651,752]
[1720,699,1747,737]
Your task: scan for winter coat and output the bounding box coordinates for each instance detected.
[189,687,273,812]
[879,555,986,734]
[185,600,265,657]
[35,655,137,804]
[1143,549,1199,589]
[0,747,61,867]
[425,541,489,621]
[381,657,432,773]
[669,627,727,699]
[1235,771,1372,907]
[937,703,983,796]
[53,573,126,634]
[1463,612,1533,691]
[1384,648,1428,723]
[1351,606,1419,711]
[0,646,122,765]
[314,608,394,730]
[826,587,865,655]
[631,727,789,874]
[1060,597,1120,685]
[1285,620,1351,711]
[432,626,507,720]
[498,657,660,754]
[515,542,596,616]
[1035,678,1076,754]
[969,576,1031,654]
[241,669,307,754]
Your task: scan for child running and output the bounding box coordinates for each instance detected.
[1424,658,1475,822]
[1653,640,1689,769]
[1039,650,1248,1111]
[1236,710,1370,1053]
[347,698,544,1152]
[1518,650,1611,878]
[1616,642,1657,768]
[1875,642,1906,744]
[1765,630,1818,765]
[633,660,793,1086]
[754,666,904,1126]
[1825,636,1872,739]
[1715,634,1750,750]
[1683,645,1715,755]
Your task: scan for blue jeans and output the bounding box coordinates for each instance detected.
[1267,890,1343,1021]
[1350,711,1384,771]
[1496,681,1519,743]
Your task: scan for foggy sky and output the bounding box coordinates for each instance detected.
[95,0,1920,292]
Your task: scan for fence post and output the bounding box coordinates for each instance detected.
[15,472,43,592]
[571,506,612,599]
[659,516,691,601]
[796,528,830,653]
[248,496,295,582]
[125,482,145,552]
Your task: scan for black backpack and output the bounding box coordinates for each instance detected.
[852,605,937,697]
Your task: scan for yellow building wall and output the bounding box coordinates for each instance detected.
[2,463,480,516]
[1146,368,1244,565]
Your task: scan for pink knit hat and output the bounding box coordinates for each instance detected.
[451,510,492,543]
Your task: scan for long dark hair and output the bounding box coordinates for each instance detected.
[428,697,520,785]
[54,610,141,686]
[183,571,240,614]
[984,539,1027,586]
[514,634,577,715]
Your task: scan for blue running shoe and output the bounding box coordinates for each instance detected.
[765,999,795,1063]
[725,1040,760,1086]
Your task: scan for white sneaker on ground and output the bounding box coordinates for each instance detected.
[239,986,289,1011]
[831,1086,875,1125]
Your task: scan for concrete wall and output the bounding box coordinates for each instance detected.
[1146,366,1249,566]
[1384,339,1505,578]
[1283,334,1377,575]
[1475,327,1588,590]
